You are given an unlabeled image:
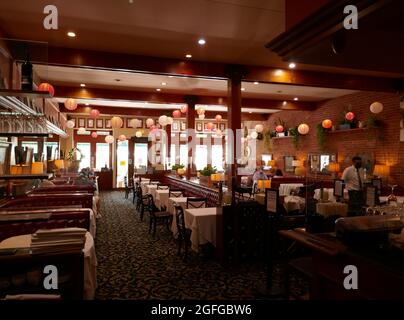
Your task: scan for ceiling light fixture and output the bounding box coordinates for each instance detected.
[282,101,287,106]
[85,103,89,106]
[156,88,161,92]
[80,83,86,87]
[168,76,174,78]
[288,62,296,69]
[293,97,299,101]
[67,31,76,38]
[185,54,192,59]
[161,82,167,86]
[198,38,206,45]
[241,88,246,91]
[253,82,259,85]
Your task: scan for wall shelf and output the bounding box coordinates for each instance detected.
[327,128,368,134]
[272,136,292,140]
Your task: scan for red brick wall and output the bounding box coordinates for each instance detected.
[267,92,403,184]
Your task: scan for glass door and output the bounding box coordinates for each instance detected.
[134,143,148,174]
[116,140,128,187]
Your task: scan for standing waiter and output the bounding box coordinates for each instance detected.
[341,156,365,215]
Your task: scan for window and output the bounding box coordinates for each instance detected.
[96,143,110,169]
[169,144,176,169]
[212,145,224,171]
[21,141,38,154]
[195,145,207,171]
[44,142,58,160]
[77,142,91,170]
[262,154,273,170]
[180,144,188,167]
[134,143,148,171]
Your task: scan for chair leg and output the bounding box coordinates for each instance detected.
[152,220,157,237]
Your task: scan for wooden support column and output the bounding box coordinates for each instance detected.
[226,66,245,193]
[184,95,198,180]
[166,124,171,168]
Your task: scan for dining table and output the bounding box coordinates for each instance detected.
[0,231,97,300]
[168,197,188,235]
[184,207,219,251]
[279,183,304,196]
[155,189,170,209]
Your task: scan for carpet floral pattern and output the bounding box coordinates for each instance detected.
[95,191,307,299]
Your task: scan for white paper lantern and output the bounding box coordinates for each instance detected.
[297,123,310,135]
[370,101,383,114]
[198,114,205,120]
[166,117,174,125]
[111,116,123,129]
[64,98,77,111]
[146,118,154,128]
[135,131,142,138]
[105,135,114,144]
[255,124,264,133]
[251,131,258,139]
[158,115,168,127]
[66,120,75,129]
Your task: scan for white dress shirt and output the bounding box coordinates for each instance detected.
[341,165,365,191]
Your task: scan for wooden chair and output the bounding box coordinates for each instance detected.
[139,194,149,221]
[124,176,131,199]
[132,182,139,204]
[186,197,207,209]
[145,194,171,237]
[174,204,192,260]
[169,188,185,198]
[135,184,143,213]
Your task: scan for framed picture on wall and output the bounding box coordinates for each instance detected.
[78,118,86,128]
[87,118,94,128]
[96,119,104,128]
[172,121,180,131]
[126,118,132,128]
[105,119,112,129]
[284,156,295,173]
[219,123,226,131]
[196,121,203,132]
[137,119,143,128]
[180,121,186,131]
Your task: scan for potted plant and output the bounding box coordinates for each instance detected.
[289,126,300,149]
[199,165,217,186]
[66,147,82,173]
[171,164,185,176]
[316,123,327,150]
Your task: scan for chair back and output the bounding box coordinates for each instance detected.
[124,176,129,188]
[149,181,159,185]
[169,188,184,198]
[146,194,160,214]
[187,197,207,209]
[174,204,186,238]
[157,185,169,190]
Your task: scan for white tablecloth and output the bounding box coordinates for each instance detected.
[380,196,404,204]
[284,196,305,213]
[279,183,304,196]
[146,185,158,200]
[314,188,349,202]
[184,207,218,251]
[155,190,169,209]
[316,202,348,218]
[0,232,97,300]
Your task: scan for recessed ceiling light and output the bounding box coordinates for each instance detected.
[168,76,174,78]
[282,101,287,106]
[85,103,89,106]
[144,102,148,104]
[274,69,284,76]
[253,82,259,85]
[249,112,252,114]
[161,82,167,86]
[288,62,296,69]
[293,97,299,101]
[67,31,76,38]
[198,38,206,45]
[156,88,161,92]
[241,88,246,91]
[80,83,86,87]
[185,54,192,59]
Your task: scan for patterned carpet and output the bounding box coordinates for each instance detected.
[95,191,305,300]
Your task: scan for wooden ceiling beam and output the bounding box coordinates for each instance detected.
[53,85,316,111]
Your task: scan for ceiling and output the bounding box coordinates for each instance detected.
[0,0,400,77]
[35,64,359,102]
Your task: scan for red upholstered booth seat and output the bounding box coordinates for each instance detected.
[0,193,94,209]
[270,177,307,189]
[30,184,95,194]
[0,209,91,242]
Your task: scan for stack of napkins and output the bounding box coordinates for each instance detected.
[31,228,86,254]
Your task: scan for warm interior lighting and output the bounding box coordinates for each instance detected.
[328,162,340,173]
[198,38,206,45]
[54,159,65,169]
[80,83,86,87]
[293,97,299,101]
[268,160,276,167]
[156,88,161,92]
[161,82,167,86]
[241,88,246,91]
[257,180,271,189]
[31,162,44,174]
[282,101,287,106]
[292,160,303,167]
[373,164,390,177]
[67,31,76,38]
[253,82,259,85]
[288,62,296,69]
[185,54,192,59]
